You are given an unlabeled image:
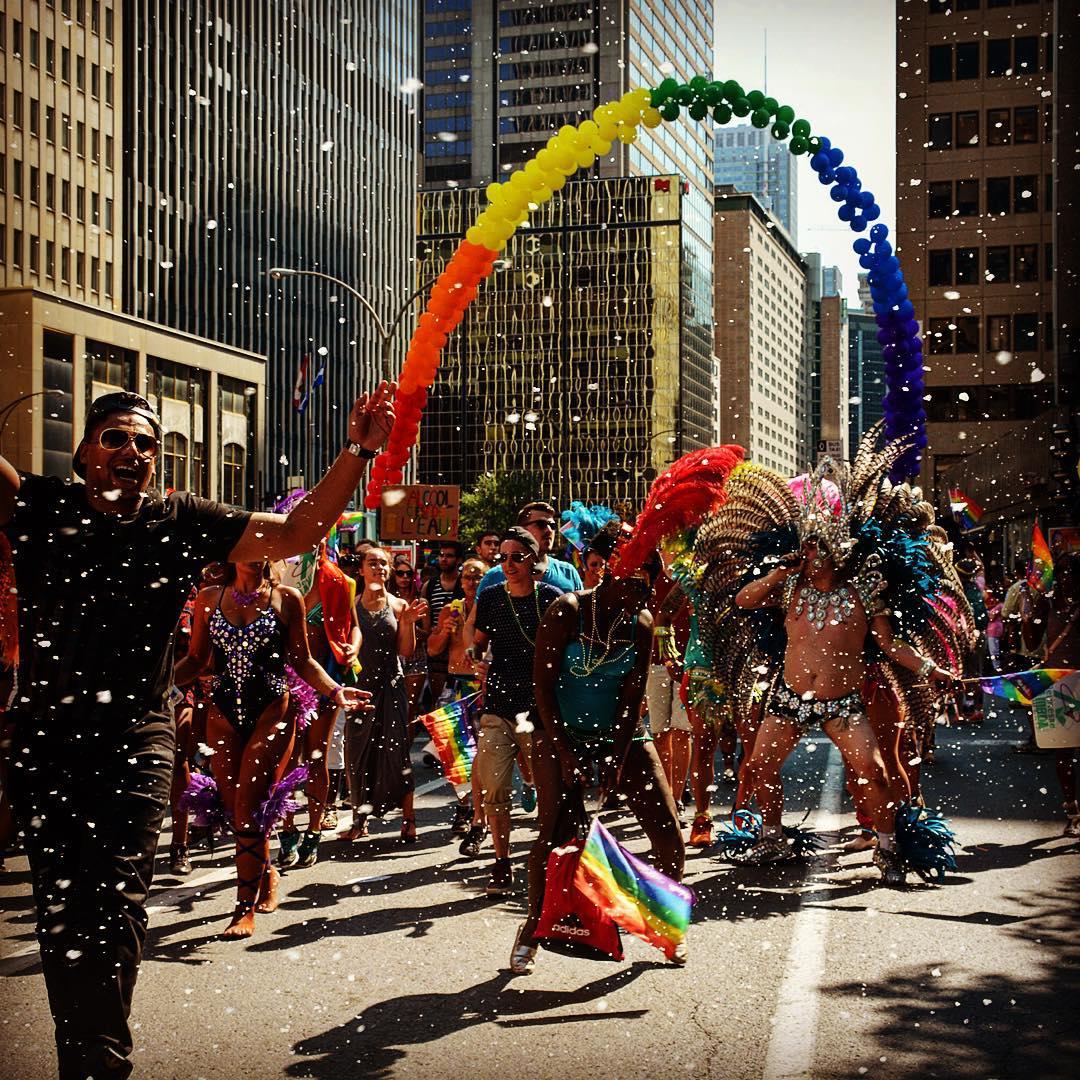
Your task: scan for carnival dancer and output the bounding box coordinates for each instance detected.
[174,562,367,937]
[509,530,684,974]
[2,383,392,1077]
[278,541,362,869]
[469,529,561,895]
[341,547,428,842]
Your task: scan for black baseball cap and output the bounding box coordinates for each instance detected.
[501,526,549,574]
[73,391,163,479]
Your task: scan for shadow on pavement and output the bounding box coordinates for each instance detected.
[818,873,1080,1080]
[287,965,658,1078]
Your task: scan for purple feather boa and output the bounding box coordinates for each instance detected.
[254,764,311,835]
[177,772,232,835]
[285,664,320,732]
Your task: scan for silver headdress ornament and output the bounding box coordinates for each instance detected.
[794,455,856,567]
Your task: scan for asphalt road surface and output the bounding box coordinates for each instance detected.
[1,697,1077,1080]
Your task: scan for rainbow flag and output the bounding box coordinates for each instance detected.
[418,693,478,786]
[574,818,694,960]
[948,488,983,531]
[1028,524,1054,593]
[979,668,1077,707]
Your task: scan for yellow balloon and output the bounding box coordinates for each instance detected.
[548,170,567,191]
[592,137,613,156]
[466,225,486,246]
[509,170,531,190]
[558,124,578,143]
[575,148,596,169]
[485,181,505,204]
[532,184,553,204]
[596,119,619,142]
[578,119,600,140]
[617,126,638,145]
[642,106,662,129]
[524,159,544,182]
[552,147,576,172]
[536,148,555,171]
[627,87,651,109]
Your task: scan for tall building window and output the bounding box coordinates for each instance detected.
[62,47,70,83]
[104,261,114,297]
[929,249,952,286]
[162,433,188,492]
[76,252,85,286]
[62,179,71,215]
[12,229,23,269]
[928,181,952,218]
[91,192,100,225]
[105,6,114,42]
[1014,313,1038,352]
[105,71,114,105]
[30,236,40,274]
[46,38,55,75]
[928,318,953,355]
[1014,244,1039,282]
[30,28,40,66]
[90,256,100,292]
[62,113,71,149]
[13,90,23,129]
[955,41,979,79]
[29,98,39,136]
[928,113,952,150]
[77,121,85,156]
[1014,37,1038,73]
[955,317,978,353]
[986,246,1010,283]
[76,55,86,90]
[29,166,39,204]
[987,177,1010,215]
[91,128,100,162]
[956,111,979,147]
[45,172,55,210]
[1013,106,1038,144]
[987,39,1011,77]
[1014,176,1037,213]
[61,247,71,282]
[956,247,979,284]
[987,108,1010,145]
[13,158,22,199]
[986,315,1011,352]
[46,241,56,279]
[91,63,100,98]
[105,196,113,231]
[0,153,5,194]
[77,185,86,221]
[46,105,55,142]
[928,44,952,82]
[222,445,246,505]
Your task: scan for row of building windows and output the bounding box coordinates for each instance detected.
[498,29,594,54]
[2,227,114,295]
[4,34,115,100]
[425,18,471,37]
[927,105,1050,149]
[423,138,471,158]
[424,0,469,12]
[927,36,1046,82]
[929,0,1042,13]
[1,156,113,227]
[926,312,1050,355]
[0,88,115,165]
[924,382,1052,427]
[928,243,1051,287]
[425,114,470,133]
[500,83,594,108]
[425,90,470,109]
[927,174,1049,217]
[498,3,592,28]
[498,57,592,81]
[425,43,471,62]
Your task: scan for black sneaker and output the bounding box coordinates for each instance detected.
[459,824,487,858]
[873,846,908,887]
[485,858,515,896]
[450,802,472,837]
[169,844,192,876]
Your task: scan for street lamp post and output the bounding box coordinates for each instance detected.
[0,389,67,457]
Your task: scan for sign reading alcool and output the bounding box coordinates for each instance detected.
[380,484,460,541]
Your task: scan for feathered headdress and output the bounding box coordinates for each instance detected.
[613,445,744,577]
[560,502,620,553]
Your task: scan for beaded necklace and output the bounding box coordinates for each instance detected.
[569,594,634,678]
[503,582,543,647]
[794,581,856,631]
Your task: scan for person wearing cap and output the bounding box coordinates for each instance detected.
[467,528,561,896]
[0,383,394,1079]
[476,502,583,596]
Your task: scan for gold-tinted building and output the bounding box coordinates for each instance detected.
[417,175,716,511]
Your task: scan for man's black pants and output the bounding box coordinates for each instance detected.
[12,722,173,1079]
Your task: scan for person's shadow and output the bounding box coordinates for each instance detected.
[287,964,657,1078]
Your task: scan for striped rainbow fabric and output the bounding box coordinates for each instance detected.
[980,668,1076,707]
[574,818,693,960]
[418,693,478,786]
[1028,525,1054,593]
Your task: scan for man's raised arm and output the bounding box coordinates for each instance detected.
[228,382,396,564]
[0,457,21,526]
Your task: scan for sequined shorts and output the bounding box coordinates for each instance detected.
[768,678,865,732]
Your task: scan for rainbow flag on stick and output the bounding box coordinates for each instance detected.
[574,818,694,960]
[949,488,983,531]
[979,668,1077,707]
[418,693,479,786]
[1028,524,1054,593]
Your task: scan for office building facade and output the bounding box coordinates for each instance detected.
[416,175,716,510]
[803,252,848,463]
[713,190,806,476]
[848,311,885,460]
[713,123,798,243]
[125,0,418,496]
[896,0,1074,512]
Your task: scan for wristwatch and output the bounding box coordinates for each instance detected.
[344,440,377,460]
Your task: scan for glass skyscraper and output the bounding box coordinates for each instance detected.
[848,311,886,460]
[714,123,798,244]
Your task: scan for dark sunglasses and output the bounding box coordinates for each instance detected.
[495,551,534,564]
[98,428,160,457]
[525,519,557,531]
[394,569,414,577]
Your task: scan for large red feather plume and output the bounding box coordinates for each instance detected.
[613,445,745,577]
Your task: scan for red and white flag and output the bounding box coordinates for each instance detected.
[292,354,310,412]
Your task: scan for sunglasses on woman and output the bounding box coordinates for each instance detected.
[394,569,414,578]
[494,551,534,564]
[97,428,160,457]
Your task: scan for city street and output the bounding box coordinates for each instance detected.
[1,700,1076,1080]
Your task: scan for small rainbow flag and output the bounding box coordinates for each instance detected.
[418,693,479,786]
[979,668,1077,707]
[574,818,693,960]
[949,488,983,531]
[1028,524,1054,593]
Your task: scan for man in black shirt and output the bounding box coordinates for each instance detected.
[470,528,560,896]
[421,540,465,701]
[0,384,394,1079]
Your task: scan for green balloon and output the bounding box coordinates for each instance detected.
[712,103,733,125]
[771,121,790,139]
[777,105,796,125]
[650,87,666,108]
[763,96,779,116]
[751,107,770,129]
[689,100,709,121]
[789,136,809,155]
[661,101,681,121]
[747,89,765,109]
[792,118,811,137]
[732,96,751,117]
[690,75,708,91]
[702,82,723,107]
[722,79,743,102]
[659,77,680,98]
[675,85,695,106]
[806,135,823,154]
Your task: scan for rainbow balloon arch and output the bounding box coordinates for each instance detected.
[364,78,927,509]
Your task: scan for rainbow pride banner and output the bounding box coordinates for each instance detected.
[1028,524,1054,593]
[574,818,693,960]
[949,488,983,531]
[418,693,479,787]
[979,668,1077,707]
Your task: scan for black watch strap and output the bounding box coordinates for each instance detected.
[344,440,377,460]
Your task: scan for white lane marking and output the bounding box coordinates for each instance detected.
[762,743,845,1080]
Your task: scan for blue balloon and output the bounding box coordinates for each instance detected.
[849,216,867,232]
[846,189,864,206]
[873,300,889,316]
[827,146,844,166]
[876,239,893,257]
[864,203,881,221]
[838,204,855,221]
[897,300,915,320]
[830,185,848,202]
[835,165,856,185]
[817,135,832,151]
[883,256,900,274]
[847,177,862,194]
[853,238,871,255]
[818,169,836,184]
[810,152,829,172]
[858,190,875,209]
[870,223,889,243]
[859,254,875,269]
